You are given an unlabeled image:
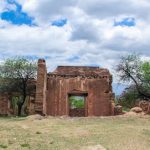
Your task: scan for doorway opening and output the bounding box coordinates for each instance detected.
[68,95,87,117]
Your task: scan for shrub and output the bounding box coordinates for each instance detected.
[0,144,8,148]
[118,86,139,109]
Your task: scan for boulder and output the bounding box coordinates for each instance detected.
[124,111,137,116]
[130,107,142,113]
[114,105,122,115]
[139,100,150,114]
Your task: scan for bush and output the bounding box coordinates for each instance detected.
[69,96,85,108]
[0,144,8,148]
[118,86,139,109]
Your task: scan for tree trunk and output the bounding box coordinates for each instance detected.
[17,103,22,116]
[127,71,150,99]
[131,77,150,99]
[17,95,26,116]
[17,80,27,116]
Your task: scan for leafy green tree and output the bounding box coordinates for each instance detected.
[116,54,150,99]
[0,57,37,116]
[69,96,85,108]
[141,61,150,94]
[118,86,139,109]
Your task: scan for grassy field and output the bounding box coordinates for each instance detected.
[0,115,150,150]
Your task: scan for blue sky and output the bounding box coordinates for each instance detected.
[51,18,67,27]
[1,0,68,27]
[114,17,135,27]
[1,0,34,25]
[0,0,150,95]
[1,1,135,28]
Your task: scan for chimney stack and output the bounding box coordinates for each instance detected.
[35,59,47,115]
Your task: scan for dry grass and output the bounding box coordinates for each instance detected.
[0,115,150,150]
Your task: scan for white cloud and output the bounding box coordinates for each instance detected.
[0,0,17,13]
[0,1,6,13]
[78,0,150,20]
[0,24,72,56]
[17,0,76,25]
[0,0,150,82]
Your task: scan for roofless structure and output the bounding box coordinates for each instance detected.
[35,59,115,117]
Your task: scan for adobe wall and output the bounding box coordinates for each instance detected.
[35,59,115,116]
[0,94,36,116]
[46,75,114,116]
[34,59,47,115]
[0,94,9,115]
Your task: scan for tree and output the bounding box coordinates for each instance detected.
[116,54,150,99]
[118,86,139,109]
[69,96,85,108]
[141,61,150,94]
[0,57,37,116]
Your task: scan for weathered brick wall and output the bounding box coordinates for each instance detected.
[35,59,47,115]
[46,75,114,116]
[35,60,115,116]
[25,96,35,115]
[0,94,9,115]
[69,108,85,117]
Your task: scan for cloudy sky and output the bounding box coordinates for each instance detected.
[0,0,150,94]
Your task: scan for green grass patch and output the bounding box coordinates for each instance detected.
[0,144,8,149]
[20,143,30,148]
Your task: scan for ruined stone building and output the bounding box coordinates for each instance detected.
[34,59,115,117]
[0,59,115,116]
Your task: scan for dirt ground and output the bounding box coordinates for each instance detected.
[0,114,150,150]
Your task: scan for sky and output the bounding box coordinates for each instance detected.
[0,0,150,95]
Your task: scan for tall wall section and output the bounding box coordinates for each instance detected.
[35,59,47,115]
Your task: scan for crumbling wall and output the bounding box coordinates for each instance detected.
[46,75,114,116]
[35,59,47,115]
[0,94,9,115]
[69,108,85,117]
[35,60,115,116]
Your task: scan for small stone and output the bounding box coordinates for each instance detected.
[80,145,106,150]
